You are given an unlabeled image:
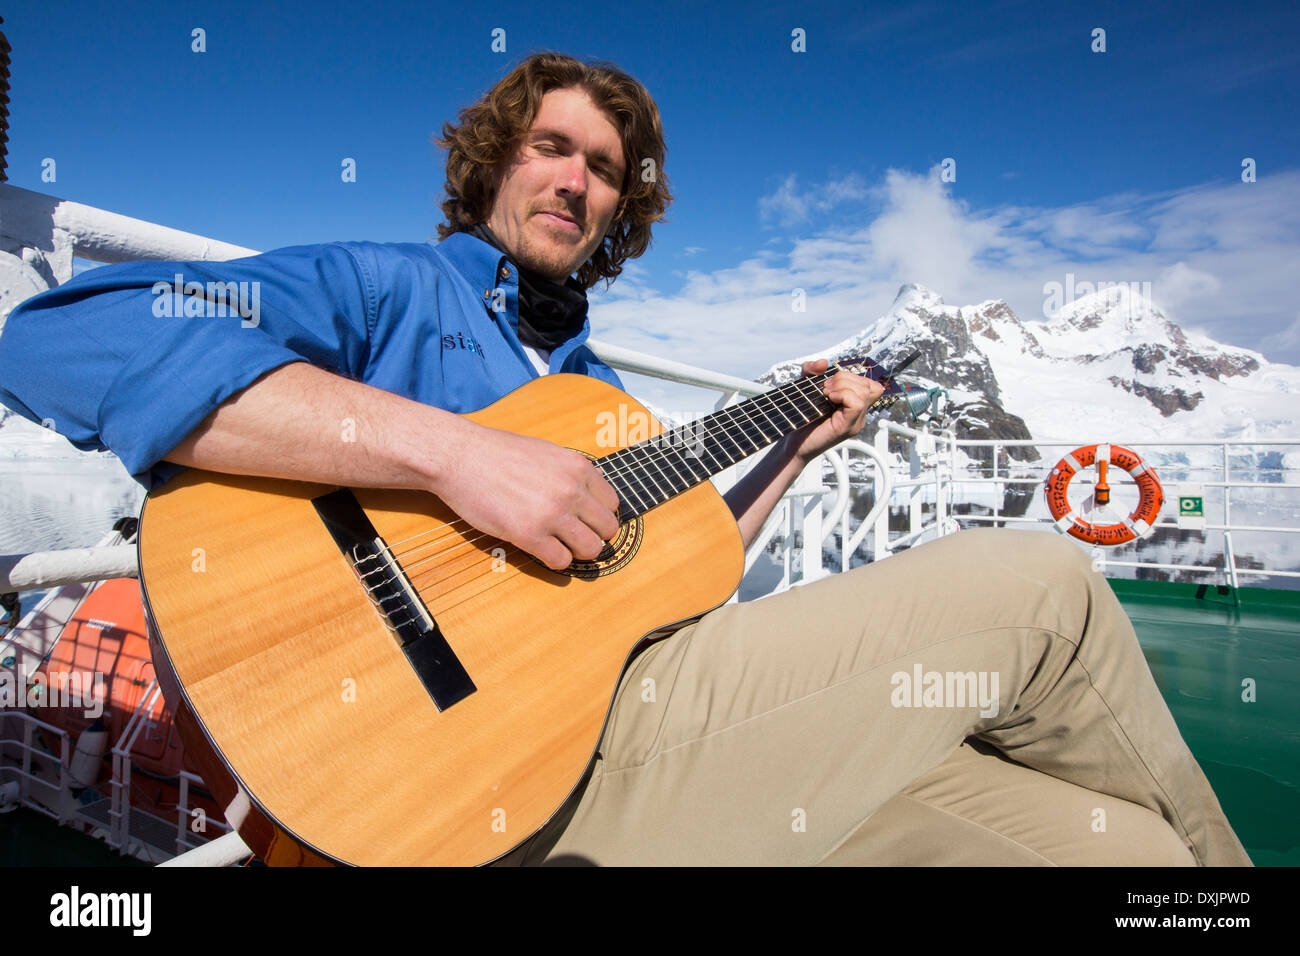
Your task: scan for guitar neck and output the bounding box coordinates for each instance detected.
[598,366,894,522]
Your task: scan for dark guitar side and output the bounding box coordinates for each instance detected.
[138,372,746,866]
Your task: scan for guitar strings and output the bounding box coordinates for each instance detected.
[371,372,848,581]
[377,367,852,565]
[382,369,835,552]
[360,376,890,618]
[368,372,900,592]
[366,365,896,586]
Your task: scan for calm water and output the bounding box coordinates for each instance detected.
[0,459,143,553]
[0,458,144,612]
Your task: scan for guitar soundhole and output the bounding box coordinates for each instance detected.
[558,516,644,580]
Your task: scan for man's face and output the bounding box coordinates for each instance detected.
[485,86,627,282]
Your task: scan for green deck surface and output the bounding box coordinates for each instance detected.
[1111,579,1300,866]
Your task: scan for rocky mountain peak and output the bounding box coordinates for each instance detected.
[1043,283,1187,353]
[759,278,1298,446]
[891,283,947,313]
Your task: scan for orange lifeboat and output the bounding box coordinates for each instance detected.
[24,576,222,823]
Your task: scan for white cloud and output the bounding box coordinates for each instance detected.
[757,173,869,227]
[1154,261,1223,314]
[1261,313,1300,353]
[864,166,1015,296]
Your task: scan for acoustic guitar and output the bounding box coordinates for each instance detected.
[137,355,907,865]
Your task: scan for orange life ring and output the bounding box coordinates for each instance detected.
[1043,444,1163,546]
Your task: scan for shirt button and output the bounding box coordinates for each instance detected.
[500,266,511,279]
[482,288,491,299]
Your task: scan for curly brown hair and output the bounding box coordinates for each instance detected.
[434,51,672,291]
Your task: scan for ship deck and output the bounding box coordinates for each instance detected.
[1112,579,1300,865]
[3,576,1296,866]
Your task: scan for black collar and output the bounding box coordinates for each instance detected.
[464,222,589,352]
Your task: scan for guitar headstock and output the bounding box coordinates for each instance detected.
[827,349,920,413]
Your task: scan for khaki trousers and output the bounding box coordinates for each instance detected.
[523,528,1252,866]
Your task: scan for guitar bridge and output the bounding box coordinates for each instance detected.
[312,488,476,711]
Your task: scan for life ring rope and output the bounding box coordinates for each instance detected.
[1044,443,1164,546]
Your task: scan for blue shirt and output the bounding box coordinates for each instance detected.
[0,232,622,488]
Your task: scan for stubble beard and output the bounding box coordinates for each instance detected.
[515,214,593,282]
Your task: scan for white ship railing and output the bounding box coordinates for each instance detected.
[108,679,235,859]
[874,421,1300,586]
[0,692,235,863]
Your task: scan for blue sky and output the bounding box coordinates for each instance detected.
[5,0,1299,392]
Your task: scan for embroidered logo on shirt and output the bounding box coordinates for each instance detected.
[442,332,486,359]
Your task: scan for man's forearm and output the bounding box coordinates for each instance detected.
[723,435,812,550]
[722,359,884,551]
[163,361,466,491]
[165,361,625,571]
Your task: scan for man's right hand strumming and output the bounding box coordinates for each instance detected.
[164,361,620,573]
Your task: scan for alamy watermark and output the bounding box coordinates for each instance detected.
[596,404,709,459]
[0,670,106,719]
[1041,273,1152,321]
[49,886,151,936]
[890,665,1000,718]
[151,274,261,327]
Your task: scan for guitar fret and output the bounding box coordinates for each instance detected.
[622,454,659,510]
[675,438,712,480]
[596,356,888,520]
[675,423,716,479]
[662,441,706,486]
[612,452,658,511]
[690,425,729,473]
[752,398,793,434]
[780,382,823,423]
[727,407,769,452]
[629,445,674,503]
[648,431,698,485]
[728,402,769,442]
[670,423,720,475]
[646,445,690,495]
[620,474,653,515]
[752,394,791,434]
[794,377,831,416]
[760,394,800,431]
[663,445,696,492]
[619,448,661,505]
[603,456,652,514]
[722,405,764,452]
[702,415,747,463]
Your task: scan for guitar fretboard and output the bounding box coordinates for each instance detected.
[597,366,891,522]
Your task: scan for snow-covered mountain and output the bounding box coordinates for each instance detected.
[761,282,1300,462]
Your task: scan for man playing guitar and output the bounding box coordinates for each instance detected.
[0,52,1249,867]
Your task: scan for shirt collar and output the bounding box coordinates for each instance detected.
[434,230,596,361]
[436,230,513,290]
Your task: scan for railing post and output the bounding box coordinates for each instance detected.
[1223,441,1232,544]
[874,427,891,558]
[176,775,191,856]
[992,442,1001,525]
[934,440,947,535]
[783,500,793,589]
[1223,530,1241,598]
[840,447,851,572]
[908,433,925,541]
[796,462,824,583]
